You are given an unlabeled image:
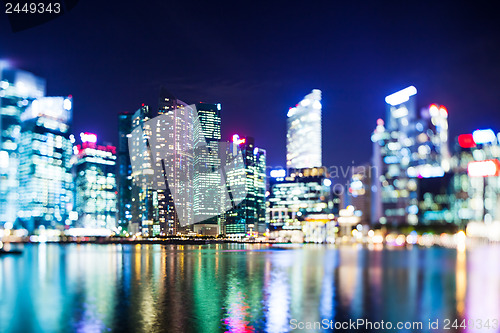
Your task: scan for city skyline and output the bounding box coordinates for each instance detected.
[3,3,500,333]
[2,1,500,170]
[3,62,500,235]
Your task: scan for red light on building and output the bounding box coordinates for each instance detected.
[80,132,97,143]
[106,145,117,154]
[458,134,476,148]
[468,159,500,177]
[232,134,246,145]
[439,105,448,115]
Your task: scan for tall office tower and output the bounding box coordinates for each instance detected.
[223,135,266,236]
[74,132,117,230]
[158,87,182,115]
[155,89,194,235]
[421,104,451,170]
[117,112,133,234]
[371,86,452,226]
[371,86,419,226]
[286,89,322,169]
[128,105,156,235]
[193,102,222,230]
[128,91,195,236]
[452,129,500,227]
[0,67,45,228]
[18,96,73,232]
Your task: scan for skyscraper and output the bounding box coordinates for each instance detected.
[74,132,117,230]
[286,89,322,169]
[117,112,133,234]
[0,66,45,228]
[223,135,266,236]
[18,96,73,232]
[452,129,500,227]
[371,86,452,226]
[156,89,194,235]
[193,102,222,229]
[128,105,156,235]
[128,90,196,236]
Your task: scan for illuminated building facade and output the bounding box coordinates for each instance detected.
[117,112,133,234]
[371,86,452,226]
[267,167,337,234]
[286,89,322,169]
[346,164,372,225]
[128,90,196,236]
[74,133,117,230]
[18,96,73,232]
[128,105,156,235]
[451,129,500,226]
[193,102,222,229]
[223,135,266,236]
[156,90,194,235]
[0,67,45,228]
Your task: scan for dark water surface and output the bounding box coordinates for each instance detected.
[1,243,499,332]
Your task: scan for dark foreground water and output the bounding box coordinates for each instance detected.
[1,243,499,333]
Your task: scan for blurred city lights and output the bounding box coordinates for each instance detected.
[384,86,417,106]
[467,159,500,177]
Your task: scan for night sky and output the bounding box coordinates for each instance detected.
[1,0,500,172]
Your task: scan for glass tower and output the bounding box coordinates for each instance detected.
[74,133,117,230]
[223,135,266,236]
[18,96,73,232]
[286,89,322,169]
[371,86,452,226]
[156,89,194,235]
[0,67,45,228]
[193,102,222,228]
[117,112,133,234]
[128,105,156,236]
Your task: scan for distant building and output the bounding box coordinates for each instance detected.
[0,67,45,228]
[286,89,322,169]
[74,133,117,230]
[193,102,222,230]
[155,89,194,235]
[117,112,133,234]
[128,90,196,236]
[267,167,338,234]
[371,86,452,227]
[346,164,372,225]
[128,105,156,236]
[18,96,73,232]
[451,129,500,226]
[223,135,266,236]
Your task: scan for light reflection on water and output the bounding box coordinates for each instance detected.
[0,243,499,332]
